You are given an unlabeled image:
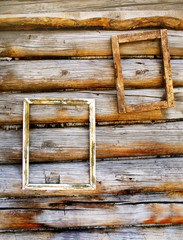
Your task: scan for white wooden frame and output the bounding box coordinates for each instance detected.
[22,98,96,190]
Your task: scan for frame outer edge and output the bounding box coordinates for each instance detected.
[22,98,96,191]
[160,29,175,108]
[89,99,96,188]
[22,99,30,188]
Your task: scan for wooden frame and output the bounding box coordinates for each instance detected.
[22,98,96,190]
[112,29,175,113]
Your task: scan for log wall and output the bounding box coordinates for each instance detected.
[0,2,183,239]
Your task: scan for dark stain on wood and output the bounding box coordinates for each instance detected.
[45,172,60,184]
[136,69,149,75]
[61,70,68,77]
[41,140,57,149]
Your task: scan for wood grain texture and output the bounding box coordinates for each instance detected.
[1,192,183,208]
[0,157,183,197]
[118,30,161,43]
[1,202,183,230]
[112,30,174,113]
[0,5,183,235]
[161,29,175,107]
[0,1,183,13]
[0,89,183,124]
[1,59,183,92]
[1,121,183,164]
[126,100,169,112]
[1,10,183,20]
[0,227,183,239]
[0,30,183,58]
[0,16,183,31]
[112,35,126,113]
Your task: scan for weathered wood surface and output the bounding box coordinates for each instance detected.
[1,59,183,92]
[0,157,183,197]
[1,10,183,19]
[1,191,183,210]
[126,100,169,113]
[0,7,183,235]
[0,16,183,31]
[1,121,183,164]
[1,192,183,208]
[0,30,183,58]
[161,29,175,107]
[1,227,183,239]
[118,29,161,43]
[112,35,126,113]
[0,89,183,124]
[1,11,183,25]
[0,1,182,13]
[1,202,183,230]
[1,157,183,230]
[111,30,174,113]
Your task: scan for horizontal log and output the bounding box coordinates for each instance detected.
[1,59,183,91]
[1,122,183,164]
[1,202,183,230]
[1,192,183,208]
[0,89,183,124]
[0,16,183,31]
[0,157,183,197]
[0,2,183,14]
[0,30,183,58]
[1,10,183,20]
[0,227,183,239]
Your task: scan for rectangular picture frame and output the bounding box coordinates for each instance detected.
[111,29,174,113]
[22,98,96,190]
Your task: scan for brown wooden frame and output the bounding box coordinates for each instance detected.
[112,29,174,113]
[22,98,96,191]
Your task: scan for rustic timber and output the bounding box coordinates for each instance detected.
[161,29,175,107]
[2,192,183,208]
[1,11,183,20]
[0,30,183,58]
[0,89,183,124]
[0,1,183,13]
[126,101,168,112]
[112,29,175,113]
[1,202,183,230]
[1,122,183,164]
[118,30,161,43]
[112,35,126,113]
[0,59,183,92]
[0,227,183,239]
[0,157,183,197]
[1,4,183,236]
[0,16,183,31]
